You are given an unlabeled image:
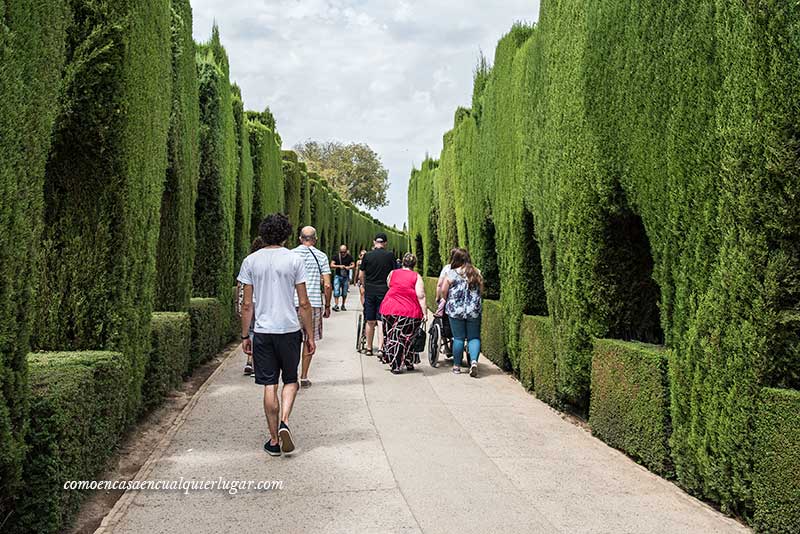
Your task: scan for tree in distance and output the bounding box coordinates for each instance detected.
[294,139,390,209]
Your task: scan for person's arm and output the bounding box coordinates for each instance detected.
[296,282,316,356]
[322,273,333,318]
[241,284,254,355]
[441,277,451,302]
[331,259,338,269]
[415,274,427,316]
[346,258,355,270]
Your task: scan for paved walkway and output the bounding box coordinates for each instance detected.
[106,306,749,533]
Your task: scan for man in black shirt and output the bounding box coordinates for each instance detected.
[330,244,354,312]
[359,232,396,356]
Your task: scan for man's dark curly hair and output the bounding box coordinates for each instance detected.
[259,213,293,246]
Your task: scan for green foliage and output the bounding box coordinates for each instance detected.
[231,85,254,272]
[589,339,672,476]
[295,140,390,209]
[249,117,284,233]
[33,0,172,424]
[188,298,225,373]
[11,352,126,534]
[0,0,69,515]
[519,316,556,405]
[193,26,238,306]
[423,277,437,312]
[480,300,507,370]
[143,312,190,411]
[155,0,200,312]
[753,388,800,533]
[409,0,800,517]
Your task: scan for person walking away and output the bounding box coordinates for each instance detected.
[331,244,354,311]
[380,253,426,374]
[239,214,315,456]
[358,233,396,357]
[292,226,332,388]
[440,248,483,377]
[237,236,266,375]
[355,250,367,287]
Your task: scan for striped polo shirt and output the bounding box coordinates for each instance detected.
[292,245,331,308]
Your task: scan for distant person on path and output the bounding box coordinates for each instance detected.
[355,249,367,286]
[292,226,332,388]
[359,233,396,357]
[380,253,426,374]
[239,214,315,456]
[331,244,354,312]
[237,236,266,376]
[440,248,483,377]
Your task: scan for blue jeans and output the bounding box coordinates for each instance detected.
[333,275,349,298]
[449,315,481,366]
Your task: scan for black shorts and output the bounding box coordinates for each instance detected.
[364,293,385,322]
[252,331,302,386]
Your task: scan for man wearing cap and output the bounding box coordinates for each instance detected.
[358,232,396,356]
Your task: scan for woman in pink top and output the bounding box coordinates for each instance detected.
[380,253,427,374]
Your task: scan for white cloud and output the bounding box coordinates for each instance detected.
[192,0,540,228]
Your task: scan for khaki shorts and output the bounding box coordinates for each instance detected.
[297,307,323,342]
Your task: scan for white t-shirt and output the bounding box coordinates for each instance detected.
[237,247,307,334]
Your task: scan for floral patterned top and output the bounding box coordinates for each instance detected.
[445,267,483,319]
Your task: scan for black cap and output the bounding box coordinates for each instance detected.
[374,232,388,243]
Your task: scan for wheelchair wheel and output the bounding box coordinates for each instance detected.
[428,323,441,367]
[356,314,364,352]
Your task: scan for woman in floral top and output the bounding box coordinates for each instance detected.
[440,248,483,377]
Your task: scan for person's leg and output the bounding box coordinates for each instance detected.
[340,276,349,309]
[364,294,377,352]
[253,334,281,445]
[300,308,320,382]
[450,317,467,369]
[466,316,482,363]
[279,331,302,423]
[333,276,342,309]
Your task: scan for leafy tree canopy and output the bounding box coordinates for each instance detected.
[294,139,390,209]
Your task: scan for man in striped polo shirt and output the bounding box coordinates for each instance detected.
[292,226,332,388]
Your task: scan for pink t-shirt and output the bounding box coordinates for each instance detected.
[380,269,423,319]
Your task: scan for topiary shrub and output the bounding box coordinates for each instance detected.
[589,339,672,477]
[519,316,556,405]
[188,298,225,372]
[33,0,172,425]
[753,388,800,533]
[231,84,254,273]
[424,277,438,312]
[480,300,507,370]
[143,312,190,411]
[155,0,200,312]
[11,352,126,534]
[0,0,70,516]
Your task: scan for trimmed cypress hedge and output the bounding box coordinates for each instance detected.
[753,388,800,533]
[519,316,556,405]
[249,112,285,231]
[0,0,69,515]
[194,26,238,304]
[188,298,225,373]
[408,0,799,517]
[589,339,672,476]
[34,0,172,424]
[143,312,191,411]
[12,352,127,534]
[232,85,254,272]
[155,0,200,312]
[480,300,506,370]
[423,277,437,312]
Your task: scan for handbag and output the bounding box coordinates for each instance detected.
[411,320,427,353]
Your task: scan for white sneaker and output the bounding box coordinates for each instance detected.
[469,361,478,378]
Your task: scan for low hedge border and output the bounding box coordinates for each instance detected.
[753,387,800,533]
[589,339,672,477]
[519,316,557,405]
[13,352,126,534]
[424,276,437,312]
[188,297,225,373]
[481,299,507,369]
[143,312,191,411]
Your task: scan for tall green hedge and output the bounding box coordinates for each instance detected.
[155,0,200,312]
[409,0,800,518]
[0,0,69,516]
[193,26,238,303]
[232,84,254,271]
[33,0,172,424]
[519,316,556,405]
[248,116,284,233]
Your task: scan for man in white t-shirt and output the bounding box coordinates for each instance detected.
[239,214,315,457]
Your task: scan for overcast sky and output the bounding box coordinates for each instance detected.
[192,0,540,229]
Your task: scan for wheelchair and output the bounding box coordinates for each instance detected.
[428,312,456,367]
